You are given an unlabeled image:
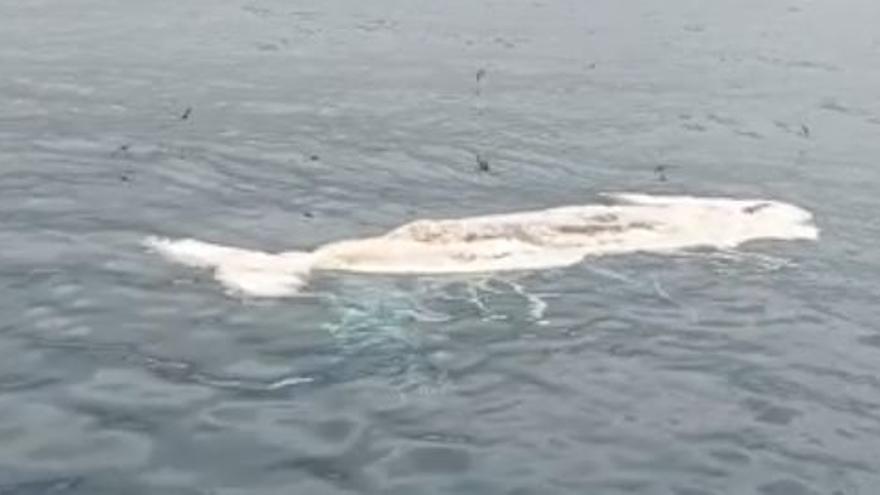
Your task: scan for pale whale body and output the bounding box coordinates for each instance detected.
[144,193,819,298]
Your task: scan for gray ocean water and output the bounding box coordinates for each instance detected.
[2,0,880,493]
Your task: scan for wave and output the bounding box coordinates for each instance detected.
[144,193,819,298]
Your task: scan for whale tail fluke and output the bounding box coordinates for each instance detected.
[143,236,315,297]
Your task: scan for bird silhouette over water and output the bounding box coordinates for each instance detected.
[476,153,490,172]
[800,124,810,138]
[475,68,487,96]
[654,165,668,182]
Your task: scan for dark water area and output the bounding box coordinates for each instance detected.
[2,0,880,493]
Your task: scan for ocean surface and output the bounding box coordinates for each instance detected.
[2,0,880,493]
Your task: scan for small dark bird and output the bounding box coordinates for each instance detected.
[476,153,490,172]
[653,165,668,182]
[119,173,132,182]
[302,211,314,219]
[180,107,192,120]
[112,143,132,158]
[800,124,810,138]
[743,202,771,214]
[309,154,320,161]
[475,68,487,96]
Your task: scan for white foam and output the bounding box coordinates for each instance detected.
[144,194,819,297]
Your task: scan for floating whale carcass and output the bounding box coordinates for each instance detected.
[144,193,819,298]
